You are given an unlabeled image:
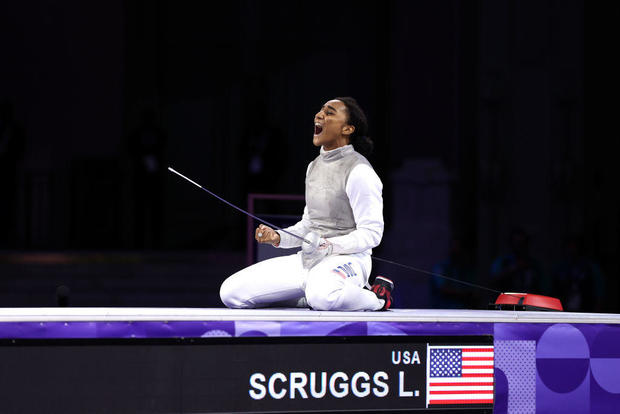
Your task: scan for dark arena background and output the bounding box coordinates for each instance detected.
[1,1,618,413]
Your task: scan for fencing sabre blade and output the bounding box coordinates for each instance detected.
[168,167,312,245]
[168,166,507,297]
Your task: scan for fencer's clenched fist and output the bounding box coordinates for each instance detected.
[255,224,281,246]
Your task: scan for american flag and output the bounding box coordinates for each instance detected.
[426,345,494,406]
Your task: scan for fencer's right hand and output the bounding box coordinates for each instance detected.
[255,224,281,246]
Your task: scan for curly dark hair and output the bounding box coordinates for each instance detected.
[334,96,374,158]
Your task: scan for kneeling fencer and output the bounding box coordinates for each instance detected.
[220,97,394,311]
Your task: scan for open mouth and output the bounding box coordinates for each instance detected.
[314,124,323,135]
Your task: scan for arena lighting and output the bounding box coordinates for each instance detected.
[491,293,564,311]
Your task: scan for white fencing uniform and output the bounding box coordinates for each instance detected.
[220,145,384,311]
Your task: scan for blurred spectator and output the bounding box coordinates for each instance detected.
[129,108,166,249]
[431,237,478,309]
[552,235,605,312]
[490,227,546,294]
[0,101,25,247]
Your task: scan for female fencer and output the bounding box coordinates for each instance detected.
[219,97,393,311]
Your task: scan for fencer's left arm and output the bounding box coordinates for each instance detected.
[327,164,384,254]
[275,205,312,248]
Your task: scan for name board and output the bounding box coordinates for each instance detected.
[0,336,493,413]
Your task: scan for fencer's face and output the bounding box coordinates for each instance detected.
[313,99,354,150]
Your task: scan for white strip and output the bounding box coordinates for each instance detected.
[426,343,430,408]
[430,394,493,401]
[429,386,493,392]
[0,307,619,324]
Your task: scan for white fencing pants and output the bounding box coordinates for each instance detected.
[220,252,384,311]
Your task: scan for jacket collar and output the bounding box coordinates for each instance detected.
[320,144,353,161]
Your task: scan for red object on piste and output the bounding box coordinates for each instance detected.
[493,292,564,311]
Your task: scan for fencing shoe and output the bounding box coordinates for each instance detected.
[371,276,394,311]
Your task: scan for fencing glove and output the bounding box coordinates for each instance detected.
[301,231,333,269]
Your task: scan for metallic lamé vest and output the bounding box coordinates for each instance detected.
[305,145,371,238]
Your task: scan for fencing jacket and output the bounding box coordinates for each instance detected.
[277,144,384,257]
